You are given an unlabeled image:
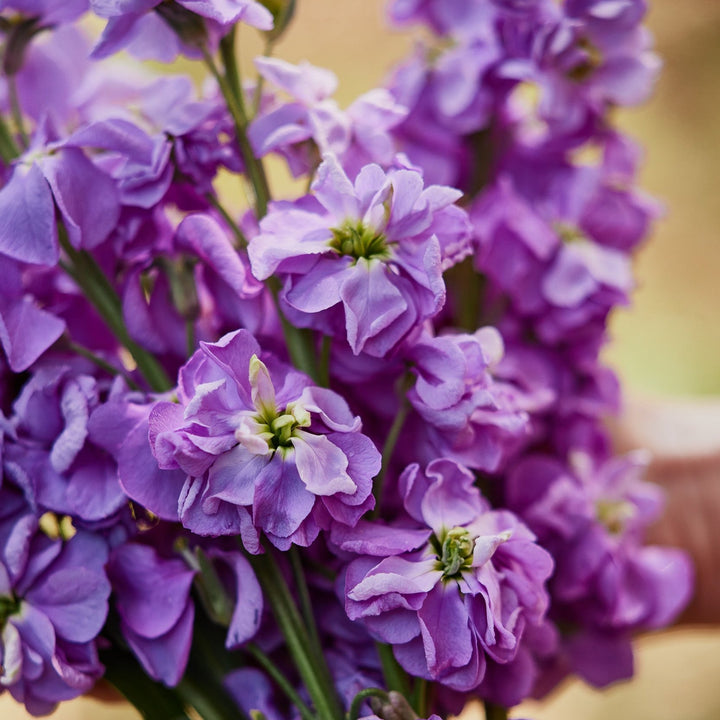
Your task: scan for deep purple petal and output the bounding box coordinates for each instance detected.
[123,600,194,687]
[108,544,195,639]
[118,418,186,521]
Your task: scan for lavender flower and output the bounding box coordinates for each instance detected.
[506,450,693,688]
[90,0,273,60]
[249,57,407,178]
[0,123,120,266]
[3,366,130,524]
[403,329,549,473]
[249,154,470,357]
[0,488,110,715]
[119,329,380,550]
[340,459,553,691]
[0,257,65,372]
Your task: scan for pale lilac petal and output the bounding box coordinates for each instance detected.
[348,557,440,601]
[38,148,120,250]
[311,154,359,219]
[0,298,65,372]
[118,419,186,521]
[332,520,431,556]
[291,431,356,495]
[254,57,337,103]
[208,551,263,649]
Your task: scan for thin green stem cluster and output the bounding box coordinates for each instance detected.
[250,547,344,720]
[203,30,271,220]
[59,231,172,392]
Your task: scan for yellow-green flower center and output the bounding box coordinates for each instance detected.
[254,401,311,452]
[0,594,19,631]
[596,499,634,535]
[432,526,475,580]
[554,222,588,244]
[330,220,389,261]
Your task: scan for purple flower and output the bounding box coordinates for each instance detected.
[340,458,553,692]
[107,541,262,686]
[0,257,66,372]
[470,175,635,346]
[118,329,380,549]
[249,57,406,178]
[0,0,88,24]
[403,329,549,473]
[90,0,273,60]
[0,124,120,266]
[249,154,470,357]
[505,450,693,688]
[0,489,110,715]
[3,366,131,524]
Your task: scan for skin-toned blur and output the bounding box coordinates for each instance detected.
[3,0,720,718]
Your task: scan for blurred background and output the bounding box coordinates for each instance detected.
[3,0,720,717]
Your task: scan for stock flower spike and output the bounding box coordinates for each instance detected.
[0,1,695,718]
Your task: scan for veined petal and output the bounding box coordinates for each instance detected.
[252,454,315,537]
[348,556,440,601]
[291,431,356,496]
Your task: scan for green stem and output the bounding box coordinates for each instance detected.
[246,643,314,720]
[250,548,343,720]
[319,335,331,388]
[177,672,245,720]
[375,643,411,699]
[348,688,389,720]
[205,193,248,247]
[447,257,484,332]
[59,232,172,392]
[252,38,275,116]
[179,613,251,720]
[219,30,241,104]
[186,319,196,358]
[266,277,319,380]
[484,701,509,720]
[371,375,413,517]
[100,646,191,720]
[0,112,20,163]
[410,678,428,718]
[65,339,140,390]
[289,546,325,665]
[7,75,28,148]
[204,34,270,219]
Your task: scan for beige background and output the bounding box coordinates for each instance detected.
[3,0,720,717]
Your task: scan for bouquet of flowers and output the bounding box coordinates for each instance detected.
[0,0,693,718]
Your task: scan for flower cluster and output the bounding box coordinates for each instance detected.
[0,1,691,719]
